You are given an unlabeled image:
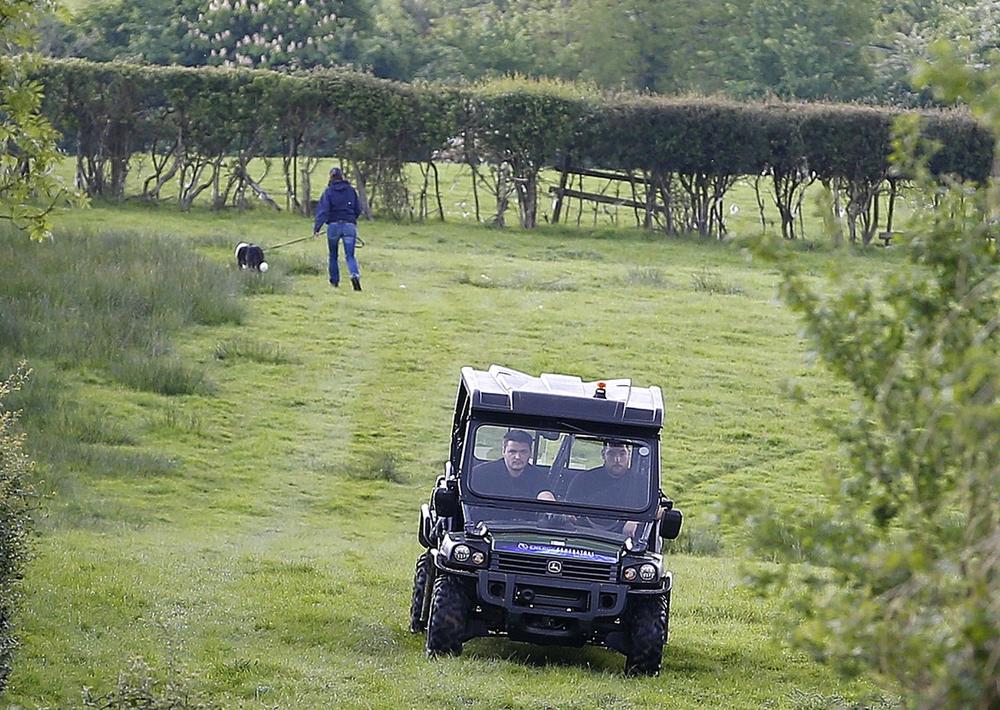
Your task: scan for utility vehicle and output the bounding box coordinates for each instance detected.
[409,365,682,675]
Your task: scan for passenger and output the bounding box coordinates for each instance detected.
[472,429,553,500]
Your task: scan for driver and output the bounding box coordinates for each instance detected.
[472,429,554,500]
[565,441,648,533]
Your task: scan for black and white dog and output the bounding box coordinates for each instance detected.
[234,242,268,272]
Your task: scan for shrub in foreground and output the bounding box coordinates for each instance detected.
[0,364,35,693]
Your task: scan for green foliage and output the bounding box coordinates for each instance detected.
[0,0,83,241]
[41,0,1000,105]
[731,0,876,101]
[572,0,710,94]
[746,51,1000,706]
[61,0,370,69]
[0,364,35,693]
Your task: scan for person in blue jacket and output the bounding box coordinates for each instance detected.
[313,166,364,290]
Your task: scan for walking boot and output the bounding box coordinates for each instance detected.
[351,276,362,291]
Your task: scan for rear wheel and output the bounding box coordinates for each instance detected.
[624,590,669,676]
[425,573,469,656]
[408,552,431,633]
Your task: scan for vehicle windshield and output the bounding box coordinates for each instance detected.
[464,424,656,513]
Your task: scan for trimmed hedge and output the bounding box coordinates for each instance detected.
[27,58,996,236]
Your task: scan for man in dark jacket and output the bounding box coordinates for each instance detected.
[471,429,553,500]
[566,440,647,509]
[314,166,364,290]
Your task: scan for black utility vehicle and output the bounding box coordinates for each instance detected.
[410,365,683,675]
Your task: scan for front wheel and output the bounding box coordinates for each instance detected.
[624,590,669,676]
[409,552,431,633]
[425,573,469,656]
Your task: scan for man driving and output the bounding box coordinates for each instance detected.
[565,440,649,534]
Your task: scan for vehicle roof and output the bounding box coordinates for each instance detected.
[461,365,663,428]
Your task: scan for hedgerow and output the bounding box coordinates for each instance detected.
[28,58,995,239]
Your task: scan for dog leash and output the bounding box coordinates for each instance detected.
[267,233,366,250]
[265,234,318,251]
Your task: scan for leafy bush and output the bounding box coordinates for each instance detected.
[0,364,35,693]
[746,87,1000,706]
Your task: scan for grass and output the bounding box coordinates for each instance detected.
[0,202,904,707]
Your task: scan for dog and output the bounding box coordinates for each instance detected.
[234,242,267,271]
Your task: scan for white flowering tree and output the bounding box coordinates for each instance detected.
[177,0,370,69]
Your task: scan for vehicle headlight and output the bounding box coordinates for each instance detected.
[638,563,657,582]
[471,551,486,566]
[623,567,638,582]
[452,544,471,563]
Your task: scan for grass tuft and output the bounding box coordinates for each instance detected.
[283,255,324,276]
[664,524,724,557]
[148,407,204,437]
[110,354,214,397]
[214,337,296,365]
[621,267,670,288]
[235,268,289,295]
[37,434,178,479]
[346,450,406,483]
[52,405,137,446]
[691,268,745,295]
[457,271,577,291]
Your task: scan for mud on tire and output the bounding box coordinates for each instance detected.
[409,552,431,633]
[425,573,469,656]
[624,590,669,676]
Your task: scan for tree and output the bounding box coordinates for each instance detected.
[1,0,78,241]
[725,0,876,100]
[747,44,999,706]
[58,0,371,69]
[182,0,371,70]
[571,0,721,94]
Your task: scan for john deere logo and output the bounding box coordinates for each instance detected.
[547,560,562,574]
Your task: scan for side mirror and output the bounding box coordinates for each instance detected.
[659,508,683,540]
[433,487,460,518]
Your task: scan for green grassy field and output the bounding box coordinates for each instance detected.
[1,202,899,707]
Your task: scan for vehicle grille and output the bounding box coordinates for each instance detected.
[495,551,615,582]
